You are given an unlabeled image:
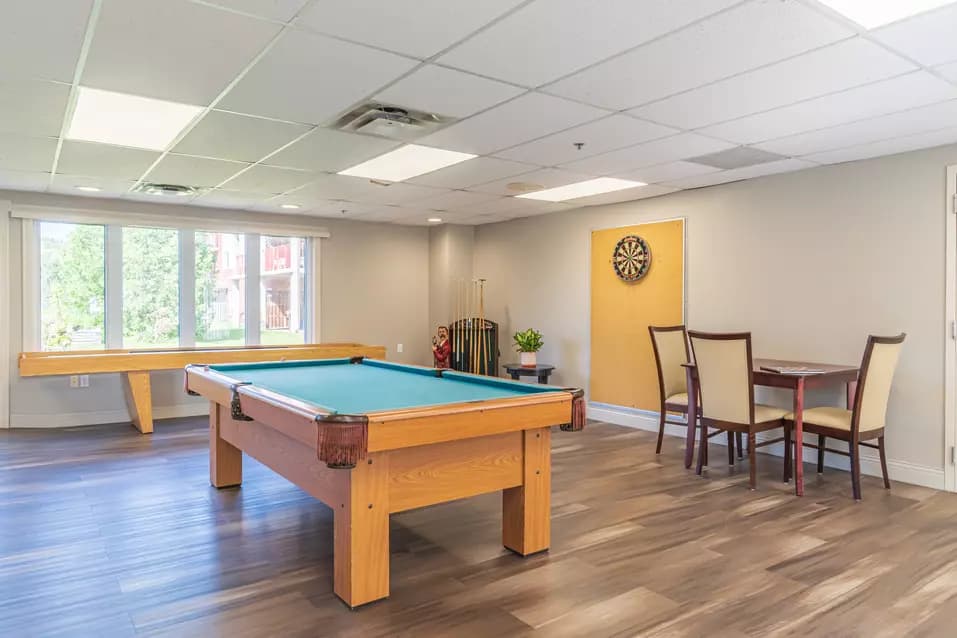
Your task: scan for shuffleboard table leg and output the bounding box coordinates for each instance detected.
[123,371,153,434]
[334,452,391,609]
[209,403,242,488]
[502,426,551,556]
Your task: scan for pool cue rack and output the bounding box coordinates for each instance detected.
[448,278,499,375]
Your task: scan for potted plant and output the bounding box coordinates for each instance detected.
[513,328,544,368]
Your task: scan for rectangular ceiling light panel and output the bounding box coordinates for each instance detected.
[67,87,204,150]
[338,144,476,182]
[517,177,646,202]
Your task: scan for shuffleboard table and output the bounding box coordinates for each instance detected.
[185,357,585,608]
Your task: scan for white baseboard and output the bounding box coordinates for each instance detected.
[589,401,946,491]
[10,403,208,428]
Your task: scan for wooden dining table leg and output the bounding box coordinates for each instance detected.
[793,377,805,496]
[846,380,858,409]
[683,366,697,469]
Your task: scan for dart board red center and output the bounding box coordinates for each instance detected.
[612,235,651,282]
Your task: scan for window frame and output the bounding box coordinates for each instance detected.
[19,211,323,352]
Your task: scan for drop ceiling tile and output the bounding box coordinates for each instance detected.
[804,127,957,165]
[755,99,957,156]
[145,153,249,187]
[82,0,282,104]
[264,128,401,172]
[49,174,134,197]
[410,189,501,212]
[418,92,608,155]
[253,197,375,217]
[0,80,71,138]
[220,29,417,125]
[0,170,51,191]
[407,156,538,189]
[936,60,957,83]
[297,0,524,59]
[192,189,274,209]
[0,0,92,82]
[700,71,957,144]
[664,159,815,189]
[294,174,445,205]
[630,38,915,130]
[458,195,574,216]
[173,111,312,163]
[221,165,315,193]
[560,133,734,175]
[494,115,678,166]
[375,65,524,119]
[57,141,160,179]
[351,206,423,223]
[439,0,740,87]
[616,161,719,184]
[872,4,957,66]
[468,168,592,196]
[199,0,310,22]
[545,0,852,110]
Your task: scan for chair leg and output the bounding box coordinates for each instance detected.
[849,442,862,501]
[727,430,735,466]
[748,432,757,490]
[655,410,666,454]
[878,436,891,489]
[783,424,792,483]
[696,422,707,476]
[817,435,826,474]
[736,432,744,460]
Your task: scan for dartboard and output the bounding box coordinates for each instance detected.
[613,235,651,282]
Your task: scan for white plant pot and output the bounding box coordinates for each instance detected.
[520,352,537,368]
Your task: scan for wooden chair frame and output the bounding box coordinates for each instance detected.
[688,331,788,490]
[649,325,696,455]
[785,333,905,501]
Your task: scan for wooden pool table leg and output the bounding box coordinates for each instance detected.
[502,426,551,555]
[123,371,153,434]
[334,452,390,608]
[209,403,242,488]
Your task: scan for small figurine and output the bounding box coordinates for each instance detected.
[432,325,451,369]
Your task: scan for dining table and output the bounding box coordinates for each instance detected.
[682,358,860,496]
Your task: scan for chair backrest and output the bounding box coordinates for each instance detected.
[648,325,689,403]
[853,333,906,434]
[688,331,754,425]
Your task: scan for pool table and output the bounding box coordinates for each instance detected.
[185,357,585,608]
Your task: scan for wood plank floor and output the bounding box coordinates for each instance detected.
[2,418,956,637]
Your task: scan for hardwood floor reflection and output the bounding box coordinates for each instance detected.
[1,418,954,637]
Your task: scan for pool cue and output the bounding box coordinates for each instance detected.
[471,280,478,374]
[454,278,461,370]
[479,278,487,375]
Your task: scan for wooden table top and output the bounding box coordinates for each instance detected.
[752,358,859,376]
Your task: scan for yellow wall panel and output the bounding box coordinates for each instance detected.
[590,219,684,410]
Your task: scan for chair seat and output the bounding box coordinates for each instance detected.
[784,406,881,432]
[754,404,789,423]
[665,392,688,406]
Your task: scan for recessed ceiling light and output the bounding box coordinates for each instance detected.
[67,87,203,151]
[427,217,443,223]
[338,144,476,182]
[517,177,646,202]
[280,204,301,210]
[75,185,102,192]
[815,0,954,28]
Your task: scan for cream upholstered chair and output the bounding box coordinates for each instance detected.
[689,331,789,490]
[785,333,905,501]
[649,325,694,455]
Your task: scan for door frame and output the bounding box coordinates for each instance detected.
[945,165,956,492]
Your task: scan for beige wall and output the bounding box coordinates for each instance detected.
[428,224,475,332]
[3,190,430,427]
[475,144,957,476]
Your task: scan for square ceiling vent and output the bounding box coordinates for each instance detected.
[688,146,787,170]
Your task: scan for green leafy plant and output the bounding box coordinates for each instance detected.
[513,328,544,353]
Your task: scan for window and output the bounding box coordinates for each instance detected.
[260,236,305,345]
[123,227,179,348]
[31,220,312,351]
[196,232,246,347]
[39,222,105,350]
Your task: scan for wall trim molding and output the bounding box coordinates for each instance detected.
[589,401,946,491]
[11,402,207,429]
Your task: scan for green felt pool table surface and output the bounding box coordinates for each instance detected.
[208,358,557,415]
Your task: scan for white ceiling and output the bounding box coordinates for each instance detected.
[3,0,957,226]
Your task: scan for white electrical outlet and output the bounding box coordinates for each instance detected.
[69,375,80,388]
[396,343,404,353]
[79,375,90,388]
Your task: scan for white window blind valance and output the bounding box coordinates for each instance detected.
[10,204,331,238]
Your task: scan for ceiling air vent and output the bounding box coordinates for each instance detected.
[133,183,200,198]
[334,103,453,141]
